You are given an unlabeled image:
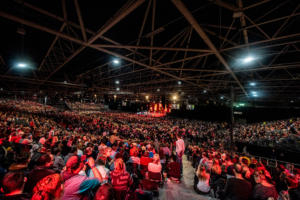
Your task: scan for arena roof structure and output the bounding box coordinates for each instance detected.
[0,0,300,103]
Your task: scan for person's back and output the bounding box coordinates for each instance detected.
[223,163,252,200]
[110,158,133,200]
[252,169,278,200]
[252,184,278,200]
[0,172,30,200]
[195,164,210,194]
[24,154,55,194]
[224,177,252,200]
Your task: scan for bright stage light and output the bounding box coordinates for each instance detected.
[113,95,117,98]
[17,63,27,68]
[177,81,182,85]
[242,56,255,64]
[172,95,178,101]
[157,88,160,92]
[116,87,120,91]
[145,95,149,100]
[220,96,224,100]
[203,90,207,93]
[112,58,120,65]
[251,91,258,97]
[249,82,256,86]
[115,80,120,84]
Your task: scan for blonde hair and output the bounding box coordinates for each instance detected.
[197,165,209,181]
[153,154,160,164]
[211,159,221,175]
[114,158,125,172]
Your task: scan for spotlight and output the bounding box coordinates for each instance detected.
[203,90,207,93]
[113,95,117,98]
[177,81,182,85]
[116,87,120,91]
[112,58,120,65]
[157,88,160,92]
[242,56,255,64]
[17,63,27,68]
[172,95,178,101]
[220,96,224,100]
[145,95,149,100]
[249,82,256,86]
[251,91,258,97]
[115,80,120,84]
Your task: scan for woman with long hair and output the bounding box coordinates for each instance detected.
[148,154,162,174]
[195,164,210,195]
[110,158,133,200]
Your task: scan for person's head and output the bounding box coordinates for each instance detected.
[37,153,53,167]
[197,164,208,181]
[1,172,26,195]
[66,155,85,174]
[105,147,112,157]
[171,154,177,162]
[114,158,125,172]
[96,158,106,166]
[212,159,221,175]
[233,163,243,177]
[85,147,93,156]
[153,154,160,164]
[32,174,63,200]
[94,183,114,200]
[254,169,271,184]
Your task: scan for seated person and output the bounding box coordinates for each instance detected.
[148,154,161,174]
[167,155,181,181]
[252,168,278,200]
[31,173,63,200]
[195,164,210,195]
[222,163,252,200]
[147,154,162,181]
[0,171,31,200]
[110,158,133,200]
[62,156,103,200]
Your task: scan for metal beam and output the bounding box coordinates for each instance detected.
[243,0,271,11]
[0,10,205,89]
[150,0,156,66]
[44,0,146,81]
[74,0,87,41]
[208,0,238,11]
[272,4,300,38]
[244,12,300,30]
[238,0,249,44]
[244,15,270,39]
[91,44,211,52]
[172,0,247,95]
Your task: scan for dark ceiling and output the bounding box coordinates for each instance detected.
[0,0,299,103]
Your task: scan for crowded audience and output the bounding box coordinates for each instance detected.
[0,99,299,199]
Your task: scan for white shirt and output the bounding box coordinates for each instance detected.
[197,177,210,193]
[89,165,110,183]
[148,162,162,173]
[176,138,185,156]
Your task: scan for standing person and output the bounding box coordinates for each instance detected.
[176,134,185,174]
